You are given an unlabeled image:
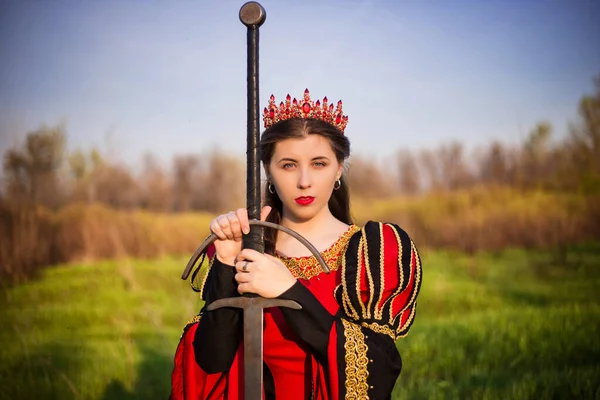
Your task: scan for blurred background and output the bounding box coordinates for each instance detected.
[1,1,599,399]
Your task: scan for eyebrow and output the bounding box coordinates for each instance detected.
[277,156,331,163]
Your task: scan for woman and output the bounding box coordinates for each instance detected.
[170,89,422,399]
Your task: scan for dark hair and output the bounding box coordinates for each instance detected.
[260,118,352,254]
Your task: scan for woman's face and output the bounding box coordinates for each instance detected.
[268,134,343,222]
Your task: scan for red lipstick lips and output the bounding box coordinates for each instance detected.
[295,196,315,205]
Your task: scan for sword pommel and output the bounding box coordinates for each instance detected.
[239,2,266,28]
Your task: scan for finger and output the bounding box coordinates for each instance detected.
[217,216,234,240]
[210,220,227,240]
[236,248,262,262]
[237,282,255,295]
[234,272,250,283]
[227,212,243,241]
[260,205,272,222]
[235,260,251,273]
[236,208,250,235]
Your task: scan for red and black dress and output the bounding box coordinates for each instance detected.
[170,221,422,399]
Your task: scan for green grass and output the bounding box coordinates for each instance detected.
[1,245,599,399]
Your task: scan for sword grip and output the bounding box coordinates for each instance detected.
[242,1,265,255]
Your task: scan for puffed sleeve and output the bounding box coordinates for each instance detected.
[337,221,422,339]
[278,221,423,399]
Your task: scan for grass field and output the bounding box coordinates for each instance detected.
[1,245,599,399]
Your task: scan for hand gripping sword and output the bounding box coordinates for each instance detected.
[180,2,330,399]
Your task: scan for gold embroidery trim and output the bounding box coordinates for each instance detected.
[361,321,396,341]
[363,228,375,320]
[185,314,201,326]
[180,314,202,339]
[277,225,360,280]
[375,222,385,320]
[341,247,360,320]
[395,241,422,336]
[342,319,370,399]
[397,303,417,338]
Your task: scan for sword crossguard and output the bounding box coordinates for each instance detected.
[206,296,301,312]
[206,292,300,400]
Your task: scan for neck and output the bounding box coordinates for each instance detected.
[280,206,338,237]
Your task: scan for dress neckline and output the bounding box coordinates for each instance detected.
[275,224,361,280]
[275,224,359,260]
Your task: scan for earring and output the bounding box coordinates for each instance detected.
[334,179,341,190]
[268,182,276,194]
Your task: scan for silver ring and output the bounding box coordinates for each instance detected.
[242,261,248,272]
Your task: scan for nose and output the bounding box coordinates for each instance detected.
[297,167,312,189]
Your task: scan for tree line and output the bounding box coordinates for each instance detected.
[2,75,598,212]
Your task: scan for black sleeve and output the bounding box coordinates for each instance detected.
[277,281,334,363]
[193,257,243,373]
[364,329,403,399]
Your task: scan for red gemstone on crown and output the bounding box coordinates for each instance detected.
[302,103,311,113]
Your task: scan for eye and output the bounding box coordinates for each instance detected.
[282,163,296,170]
[313,161,327,168]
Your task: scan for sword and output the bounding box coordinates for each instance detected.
[181,2,330,399]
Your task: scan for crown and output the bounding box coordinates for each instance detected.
[263,89,349,133]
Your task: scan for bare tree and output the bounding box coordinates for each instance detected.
[397,149,420,195]
[566,74,600,193]
[172,154,200,212]
[419,149,442,192]
[479,141,508,185]
[522,122,552,188]
[438,141,473,190]
[68,147,104,204]
[346,155,394,199]
[2,123,66,208]
[139,153,172,212]
[93,162,140,209]
[196,150,245,213]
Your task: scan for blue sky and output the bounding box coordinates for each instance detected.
[1,0,599,167]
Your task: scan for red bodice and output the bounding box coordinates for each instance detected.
[262,266,343,399]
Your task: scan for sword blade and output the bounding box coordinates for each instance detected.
[243,300,265,400]
[206,296,302,400]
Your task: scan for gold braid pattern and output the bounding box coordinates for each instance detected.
[179,314,202,339]
[276,225,360,280]
[375,222,385,320]
[342,319,370,399]
[361,321,396,341]
[339,222,422,338]
[197,255,215,298]
[396,240,422,337]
